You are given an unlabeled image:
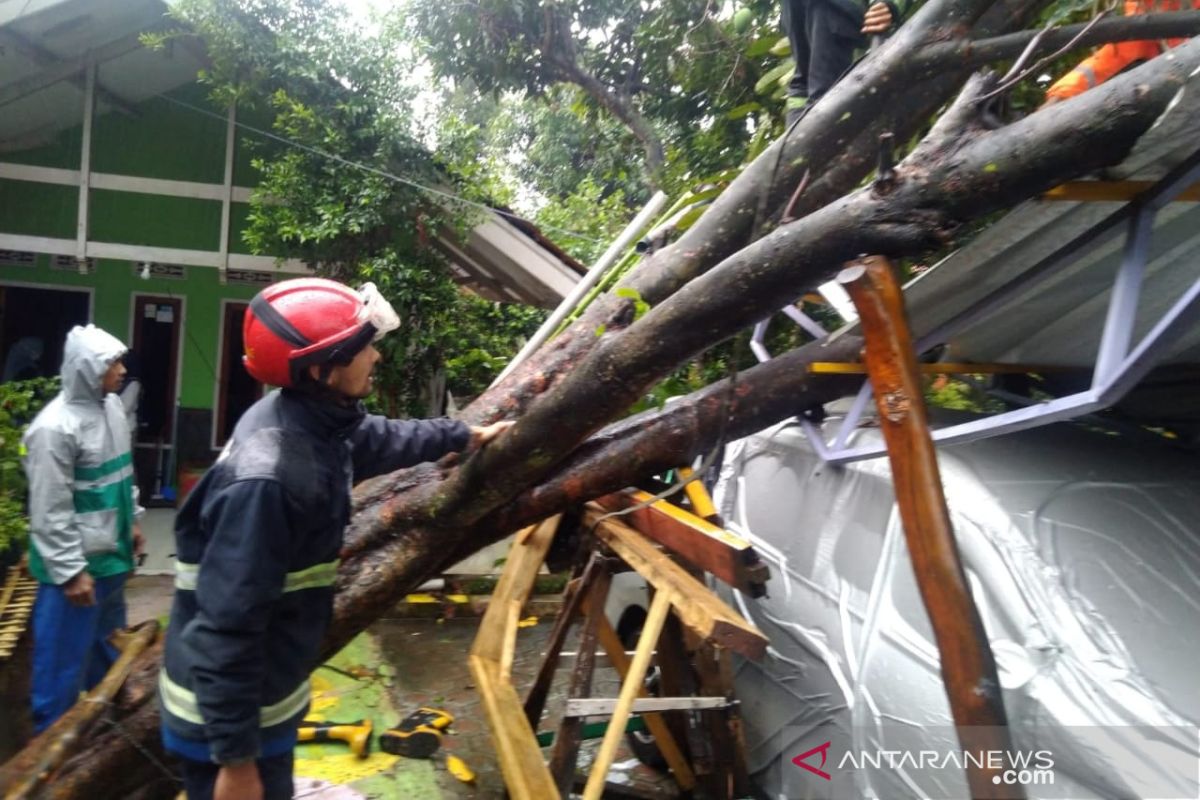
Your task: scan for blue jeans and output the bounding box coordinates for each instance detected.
[178,751,295,800]
[30,572,128,732]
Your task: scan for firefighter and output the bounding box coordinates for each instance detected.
[159,278,510,800]
[1043,0,1199,104]
[782,0,907,124]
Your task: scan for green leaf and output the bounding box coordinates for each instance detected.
[754,59,794,96]
[726,102,761,120]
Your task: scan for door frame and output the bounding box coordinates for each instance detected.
[0,280,95,378]
[212,298,262,449]
[127,292,186,448]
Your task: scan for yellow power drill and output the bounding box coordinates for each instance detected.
[379,707,453,759]
[296,718,373,758]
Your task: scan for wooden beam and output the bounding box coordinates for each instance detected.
[468,656,561,800]
[468,515,562,800]
[652,613,698,776]
[592,492,770,597]
[584,596,696,791]
[839,256,1021,800]
[585,507,769,660]
[523,554,603,730]
[582,590,671,800]
[1043,180,1200,202]
[807,361,1071,375]
[548,568,610,795]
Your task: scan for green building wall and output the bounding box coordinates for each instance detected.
[0,84,288,412]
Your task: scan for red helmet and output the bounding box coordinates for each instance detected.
[243,277,398,388]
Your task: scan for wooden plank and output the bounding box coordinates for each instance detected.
[548,568,610,795]
[840,257,1021,800]
[653,612,699,778]
[691,639,750,799]
[585,597,696,792]
[468,656,560,800]
[582,590,671,800]
[470,515,560,663]
[592,492,770,596]
[807,361,1070,375]
[585,507,769,660]
[1042,180,1200,202]
[523,555,603,730]
[468,515,562,800]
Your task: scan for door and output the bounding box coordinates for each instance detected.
[215,302,262,447]
[130,296,182,446]
[0,285,90,382]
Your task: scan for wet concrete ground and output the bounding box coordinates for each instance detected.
[123,575,678,799]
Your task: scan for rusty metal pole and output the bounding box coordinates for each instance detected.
[838,256,1023,800]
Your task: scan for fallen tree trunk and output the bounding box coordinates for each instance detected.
[8,13,1200,798]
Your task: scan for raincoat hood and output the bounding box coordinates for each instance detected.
[61,325,127,403]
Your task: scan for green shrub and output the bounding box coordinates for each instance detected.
[0,377,60,553]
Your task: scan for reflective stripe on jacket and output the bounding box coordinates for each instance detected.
[22,325,139,585]
[1045,0,1199,101]
[160,389,471,764]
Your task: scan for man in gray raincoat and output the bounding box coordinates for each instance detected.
[22,324,144,731]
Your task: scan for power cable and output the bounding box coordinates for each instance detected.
[155,93,606,245]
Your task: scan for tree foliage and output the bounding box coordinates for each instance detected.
[404,0,784,185]
[0,377,59,555]
[159,0,548,415]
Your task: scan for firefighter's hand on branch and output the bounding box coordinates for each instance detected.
[470,420,515,448]
[862,2,894,34]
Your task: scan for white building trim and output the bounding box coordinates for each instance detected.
[0,233,310,274]
[75,63,94,270]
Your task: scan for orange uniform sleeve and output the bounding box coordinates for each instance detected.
[1045,39,1165,102]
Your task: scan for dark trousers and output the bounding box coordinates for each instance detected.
[781,0,866,103]
[179,751,295,800]
[30,572,127,732]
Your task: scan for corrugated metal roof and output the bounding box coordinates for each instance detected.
[895,74,1200,369]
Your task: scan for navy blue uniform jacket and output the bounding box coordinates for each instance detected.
[160,389,470,763]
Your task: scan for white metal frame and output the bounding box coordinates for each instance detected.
[795,148,1200,464]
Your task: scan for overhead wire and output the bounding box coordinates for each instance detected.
[155,93,606,245]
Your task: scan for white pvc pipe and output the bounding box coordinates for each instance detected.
[491,190,669,386]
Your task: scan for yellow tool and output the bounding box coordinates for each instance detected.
[445,754,475,784]
[296,718,372,758]
[379,707,453,759]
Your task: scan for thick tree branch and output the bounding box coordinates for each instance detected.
[919,11,1200,71]
[556,58,666,179]
[428,41,1199,528]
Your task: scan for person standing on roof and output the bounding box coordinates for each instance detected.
[1043,0,1199,104]
[22,324,145,732]
[159,277,512,800]
[781,0,907,124]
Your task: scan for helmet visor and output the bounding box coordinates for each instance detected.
[357,282,400,341]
